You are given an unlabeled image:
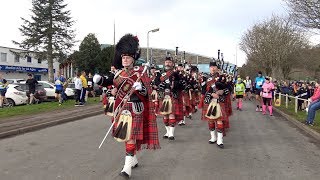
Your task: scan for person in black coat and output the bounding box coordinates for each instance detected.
[26,74,39,104]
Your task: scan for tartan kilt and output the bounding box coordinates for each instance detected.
[225,94,233,116]
[182,91,192,115]
[174,96,184,121]
[159,93,184,121]
[153,101,159,114]
[112,102,144,141]
[191,91,200,106]
[202,102,227,123]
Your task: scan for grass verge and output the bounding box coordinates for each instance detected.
[275,97,320,133]
[0,97,101,120]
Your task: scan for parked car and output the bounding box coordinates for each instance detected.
[15,83,47,102]
[5,84,28,106]
[6,79,25,84]
[38,81,74,99]
[68,83,102,96]
[67,83,76,93]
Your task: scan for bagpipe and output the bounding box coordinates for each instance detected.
[98,63,150,148]
[205,99,222,120]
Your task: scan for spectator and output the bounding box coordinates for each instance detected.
[297,83,308,111]
[0,73,9,108]
[80,71,87,105]
[54,71,66,106]
[74,72,83,106]
[26,74,39,105]
[273,80,281,99]
[85,72,95,101]
[61,74,69,101]
[281,81,291,102]
[306,80,320,126]
[292,81,298,96]
[307,83,314,98]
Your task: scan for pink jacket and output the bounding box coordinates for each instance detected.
[311,87,320,102]
[262,82,274,98]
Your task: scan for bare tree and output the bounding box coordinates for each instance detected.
[240,15,308,79]
[284,0,320,30]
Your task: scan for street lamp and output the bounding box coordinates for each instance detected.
[147,28,160,64]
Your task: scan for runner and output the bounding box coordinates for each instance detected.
[243,76,252,101]
[235,77,245,111]
[261,77,274,116]
[254,71,265,112]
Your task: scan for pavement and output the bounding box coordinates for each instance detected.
[0,101,320,180]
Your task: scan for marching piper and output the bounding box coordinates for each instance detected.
[93,34,160,178]
[201,61,229,148]
[156,57,185,140]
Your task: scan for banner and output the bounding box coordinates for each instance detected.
[0,65,54,73]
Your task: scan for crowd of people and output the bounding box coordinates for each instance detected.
[0,70,97,108]
[232,72,320,126]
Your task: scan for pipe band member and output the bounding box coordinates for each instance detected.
[93,34,160,178]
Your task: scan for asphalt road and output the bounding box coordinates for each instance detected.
[0,101,320,180]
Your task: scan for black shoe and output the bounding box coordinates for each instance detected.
[194,109,198,113]
[119,172,130,178]
[163,135,168,139]
[208,141,216,144]
[132,163,138,168]
[168,136,175,140]
[217,144,224,149]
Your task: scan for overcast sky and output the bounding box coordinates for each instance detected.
[0,0,299,66]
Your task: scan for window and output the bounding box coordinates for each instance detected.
[40,82,52,89]
[15,55,20,63]
[14,85,24,92]
[38,59,41,64]
[1,53,7,62]
[26,56,32,63]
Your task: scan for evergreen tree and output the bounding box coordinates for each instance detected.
[76,33,101,74]
[96,46,114,75]
[13,0,75,82]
